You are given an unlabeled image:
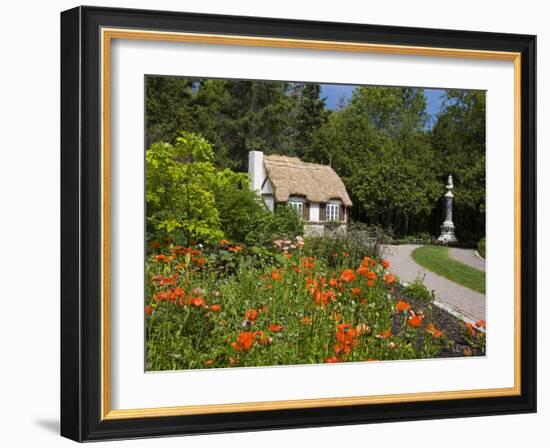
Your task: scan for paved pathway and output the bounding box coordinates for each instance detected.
[448,247,485,272]
[381,244,486,323]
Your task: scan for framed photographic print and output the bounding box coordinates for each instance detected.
[60,6,536,442]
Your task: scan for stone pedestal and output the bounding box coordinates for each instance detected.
[437,175,458,243]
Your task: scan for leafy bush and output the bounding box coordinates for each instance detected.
[478,237,486,258]
[303,222,382,268]
[146,131,224,245]
[146,131,304,248]
[401,278,435,304]
[385,232,434,245]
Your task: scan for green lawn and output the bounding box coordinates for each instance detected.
[411,246,485,294]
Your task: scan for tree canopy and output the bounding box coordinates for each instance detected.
[146,77,486,243]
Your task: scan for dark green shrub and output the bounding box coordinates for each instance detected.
[402,278,435,304]
[478,237,486,258]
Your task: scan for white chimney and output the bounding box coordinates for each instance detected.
[248,151,265,192]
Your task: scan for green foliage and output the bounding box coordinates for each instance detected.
[312,87,441,236]
[146,132,224,245]
[401,278,435,303]
[146,78,329,171]
[303,223,382,268]
[146,79,486,242]
[146,130,304,247]
[478,237,486,258]
[431,91,486,242]
[411,245,486,294]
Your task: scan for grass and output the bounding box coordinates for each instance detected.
[411,245,485,294]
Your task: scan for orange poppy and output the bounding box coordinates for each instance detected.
[396,301,411,312]
[210,304,221,312]
[425,323,444,338]
[271,269,283,281]
[376,329,392,339]
[334,323,359,355]
[228,245,243,253]
[145,305,151,317]
[475,320,486,329]
[192,257,207,267]
[220,239,229,246]
[381,259,390,269]
[351,287,361,295]
[324,356,341,363]
[367,280,375,287]
[253,330,270,345]
[302,316,312,325]
[408,315,424,328]
[384,273,396,284]
[340,269,356,283]
[231,332,254,351]
[357,266,369,277]
[191,296,206,307]
[361,256,373,267]
[245,309,258,321]
[268,324,283,333]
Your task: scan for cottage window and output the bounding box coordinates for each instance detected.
[326,203,340,221]
[288,200,304,217]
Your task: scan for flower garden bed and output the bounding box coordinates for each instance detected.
[145,239,486,371]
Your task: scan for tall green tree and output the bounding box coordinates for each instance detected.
[312,86,440,235]
[146,131,224,244]
[145,77,195,148]
[431,90,486,241]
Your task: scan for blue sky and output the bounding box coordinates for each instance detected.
[320,84,446,127]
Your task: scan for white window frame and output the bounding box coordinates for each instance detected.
[326,203,340,221]
[288,200,304,217]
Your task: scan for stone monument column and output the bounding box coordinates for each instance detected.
[437,175,458,243]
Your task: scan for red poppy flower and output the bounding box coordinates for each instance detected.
[245,309,258,321]
[396,301,411,312]
[475,319,486,329]
[408,315,424,328]
[210,304,221,312]
[324,356,341,363]
[384,273,396,284]
[231,332,254,351]
[191,296,206,307]
[340,269,356,283]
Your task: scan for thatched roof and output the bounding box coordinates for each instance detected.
[263,155,352,207]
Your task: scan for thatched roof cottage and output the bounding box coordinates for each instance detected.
[248,151,352,235]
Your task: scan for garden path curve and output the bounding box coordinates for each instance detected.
[381,244,486,324]
[448,247,486,272]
